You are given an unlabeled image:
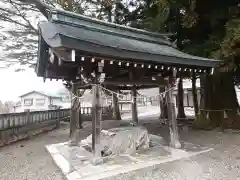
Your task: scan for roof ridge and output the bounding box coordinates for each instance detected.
[19,90,61,98]
[49,9,172,41]
[52,21,173,47]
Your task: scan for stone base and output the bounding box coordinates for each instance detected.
[46,135,213,180]
[68,129,82,147]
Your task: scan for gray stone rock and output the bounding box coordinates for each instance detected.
[149,134,166,147]
[80,126,150,156]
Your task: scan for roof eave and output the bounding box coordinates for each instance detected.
[59,35,219,68]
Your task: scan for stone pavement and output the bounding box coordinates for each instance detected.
[46,138,213,180]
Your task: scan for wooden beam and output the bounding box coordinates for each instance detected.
[103,79,161,86]
[74,82,161,90]
[52,48,71,61]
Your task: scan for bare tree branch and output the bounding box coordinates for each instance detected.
[0,10,33,29]
[18,0,53,18]
[44,0,55,7]
[0,0,46,68]
[9,0,38,33]
[0,0,104,69]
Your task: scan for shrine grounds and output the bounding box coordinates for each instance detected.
[0,116,240,180]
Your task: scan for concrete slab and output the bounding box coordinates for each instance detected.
[46,138,213,180]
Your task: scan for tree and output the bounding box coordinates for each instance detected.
[177,77,186,119]
[189,1,240,130]
[191,71,199,115]
[0,0,42,69]
[0,100,15,113]
[125,0,240,129]
[0,0,102,69]
[180,1,240,129]
[140,0,188,119]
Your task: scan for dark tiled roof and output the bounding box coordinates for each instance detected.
[37,9,220,77]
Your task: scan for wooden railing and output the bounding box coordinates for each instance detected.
[0,109,70,146]
[80,107,92,115]
[0,109,70,131]
[0,103,144,146]
[0,106,117,146]
[79,106,114,121]
[79,106,114,116]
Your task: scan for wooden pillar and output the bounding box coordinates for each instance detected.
[92,78,101,157]
[56,108,60,128]
[159,86,167,120]
[69,82,78,146]
[129,71,138,124]
[192,72,199,115]
[75,99,80,128]
[77,90,83,129]
[177,77,186,119]
[131,85,138,123]
[166,71,181,149]
[112,90,121,120]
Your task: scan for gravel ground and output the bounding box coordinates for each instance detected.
[0,123,69,180]
[0,121,124,180]
[108,120,240,180]
[0,119,240,180]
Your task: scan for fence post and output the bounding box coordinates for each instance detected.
[47,110,50,121]
[26,110,33,138]
[26,110,30,124]
[0,115,5,145]
[0,130,5,145]
[56,109,60,128]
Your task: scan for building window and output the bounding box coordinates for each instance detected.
[36,99,45,106]
[24,99,33,106]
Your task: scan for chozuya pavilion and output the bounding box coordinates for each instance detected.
[36,9,219,157]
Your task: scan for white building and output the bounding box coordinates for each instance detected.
[14,91,67,112]
[79,90,111,107]
[138,79,201,107]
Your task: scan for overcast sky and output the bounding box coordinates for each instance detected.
[0,66,64,102]
[0,1,59,102]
